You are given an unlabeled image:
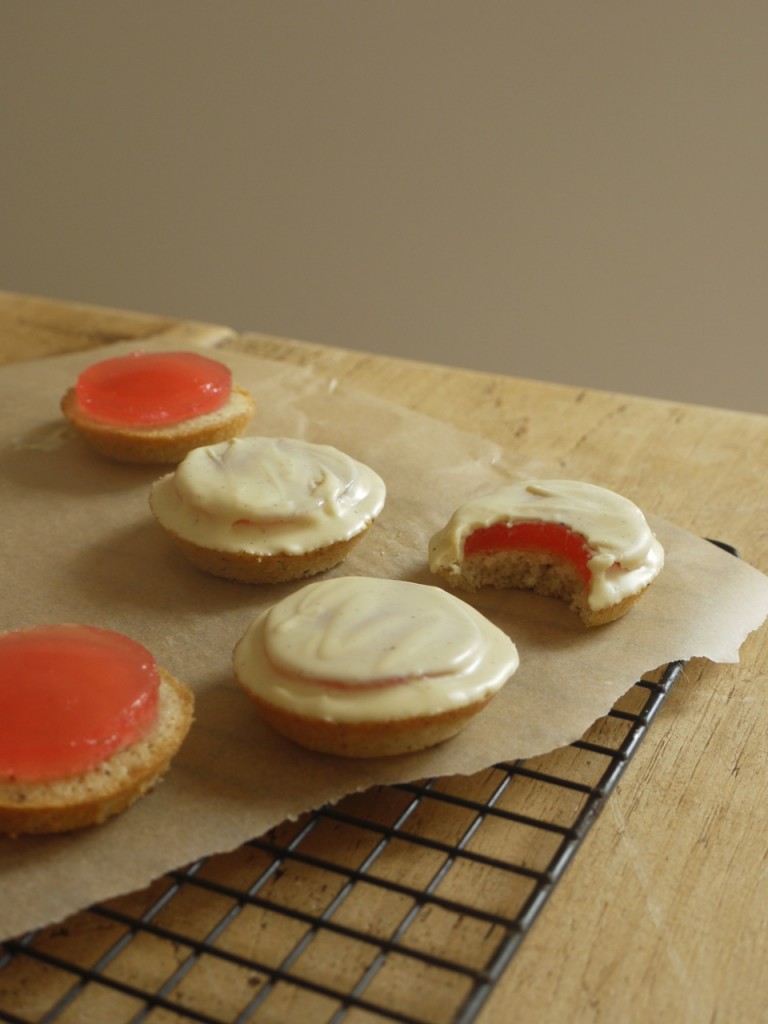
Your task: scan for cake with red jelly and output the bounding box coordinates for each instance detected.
[428,480,664,626]
[61,349,256,463]
[233,575,519,757]
[149,436,387,583]
[0,624,194,835]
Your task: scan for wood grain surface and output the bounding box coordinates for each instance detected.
[0,290,766,1024]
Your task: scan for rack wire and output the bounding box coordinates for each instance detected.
[0,655,686,1024]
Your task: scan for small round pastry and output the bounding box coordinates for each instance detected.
[0,624,194,835]
[149,436,387,584]
[233,576,519,757]
[428,480,664,626]
[61,349,256,463]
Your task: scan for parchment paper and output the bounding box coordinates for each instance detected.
[1,332,767,942]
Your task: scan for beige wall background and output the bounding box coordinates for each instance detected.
[1,1,766,413]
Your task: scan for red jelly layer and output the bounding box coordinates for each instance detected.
[0,625,160,782]
[463,521,593,584]
[75,350,232,427]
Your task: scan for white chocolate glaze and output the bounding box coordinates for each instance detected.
[233,577,519,723]
[149,437,386,554]
[428,480,664,612]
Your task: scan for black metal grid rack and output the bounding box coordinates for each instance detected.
[0,657,686,1024]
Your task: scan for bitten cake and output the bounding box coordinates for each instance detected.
[61,349,256,463]
[428,479,664,626]
[149,436,386,583]
[0,624,194,835]
[233,575,519,757]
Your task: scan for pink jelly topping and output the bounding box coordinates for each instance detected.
[304,676,411,691]
[0,625,160,781]
[75,350,232,427]
[464,521,593,584]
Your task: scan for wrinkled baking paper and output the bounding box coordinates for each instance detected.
[1,330,767,942]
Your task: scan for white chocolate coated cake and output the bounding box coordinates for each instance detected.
[429,480,664,626]
[233,576,520,756]
[149,436,386,583]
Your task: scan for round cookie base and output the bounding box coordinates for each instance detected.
[432,549,653,627]
[158,527,372,584]
[0,669,194,836]
[61,384,256,464]
[240,690,494,758]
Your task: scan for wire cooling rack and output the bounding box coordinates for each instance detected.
[0,654,687,1024]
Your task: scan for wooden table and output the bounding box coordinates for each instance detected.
[0,291,766,1024]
